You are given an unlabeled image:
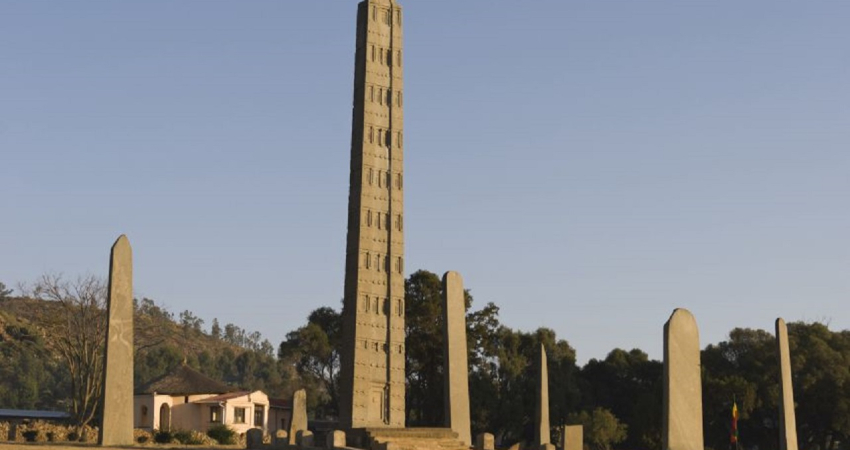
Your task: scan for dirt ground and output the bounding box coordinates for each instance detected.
[0,444,242,450]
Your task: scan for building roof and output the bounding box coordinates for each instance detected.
[136,364,238,395]
[0,409,71,420]
[193,391,253,404]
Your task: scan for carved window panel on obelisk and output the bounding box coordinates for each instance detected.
[339,0,405,430]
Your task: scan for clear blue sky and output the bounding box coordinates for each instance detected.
[2,1,848,364]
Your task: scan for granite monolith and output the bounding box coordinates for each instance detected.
[99,235,134,446]
[535,344,550,447]
[776,318,799,450]
[442,271,472,446]
[561,425,583,450]
[289,389,308,445]
[663,308,703,450]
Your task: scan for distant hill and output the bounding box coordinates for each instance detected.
[0,295,295,412]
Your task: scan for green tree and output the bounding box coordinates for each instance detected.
[279,306,342,418]
[567,408,627,450]
[0,281,12,299]
[580,349,662,450]
[26,274,107,435]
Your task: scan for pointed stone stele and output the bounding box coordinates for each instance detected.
[561,425,583,450]
[535,344,550,448]
[289,389,308,445]
[662,308,703,450]
[99,235,134,446]
[776,318,799,450]
[442,271,472,447]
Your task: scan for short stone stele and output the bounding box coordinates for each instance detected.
[297,430,314,448]
[663,308,704,450]
[327,430,346,449]
[475,433,495,450]
[246,428,264,449]
[776,318,799,450]
[99,235,134,446]
[443,271,472,446]
[561,425,583,450]
[289,389,308,445]
[535,344,550,447]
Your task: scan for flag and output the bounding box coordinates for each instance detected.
[730,397,739,444]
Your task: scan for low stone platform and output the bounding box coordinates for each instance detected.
[353,428,470,450]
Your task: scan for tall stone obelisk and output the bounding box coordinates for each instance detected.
[339,0,406,429]
[442,271,471,446]
[99,235,134,446]
[535,344,550,448]
[662,309,703,450]
[776,318,799,450]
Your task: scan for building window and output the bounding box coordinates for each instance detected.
[396,214,403,231]
[210,406,222,423]
[367,210,372,226]
[371,45,376,62]
[254,406,264,427]
[373,297,379,313]
[384,256,389,272]
[372,6,377,21]
[397,299,403,316]
[397,132,403,148]
[386,89,392,105]
[369,167,374,184]
[377,212,382,230]
[380,48,384,65]
[384,10,390,25]
[385,213,390,229]
[397,11,402,27]
[234,407,246,424]
[385,130,391,147]
[370,86,374,103]
[397,50,402,66]
[378,88,383,105]
[386,49,392,66]
[365,252,371,269]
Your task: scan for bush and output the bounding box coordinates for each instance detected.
[22,430,40,442]
[154,430,174,444]
[207,424,237,445]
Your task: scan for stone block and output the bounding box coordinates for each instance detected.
[246,428,264,449]
[663,308,703,450]
[297,430,314,448]
[475,433,495,450]
[326,430,346,449]
[561,425,582,450]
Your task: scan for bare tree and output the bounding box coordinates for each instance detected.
[26,274,107,434]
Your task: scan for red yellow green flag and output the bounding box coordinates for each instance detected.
[730,397,739,444]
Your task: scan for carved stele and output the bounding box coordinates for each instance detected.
[776,318,799,450]
[99,235,134,446]
[338,0,406,429]
[442,271,471,446]
[535,344,550,447]
[663,309,703,450]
